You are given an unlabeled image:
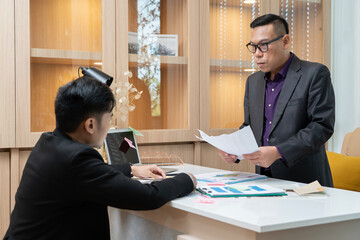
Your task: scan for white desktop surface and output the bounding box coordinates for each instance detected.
[168,164,360,233]
[109,164,360,239]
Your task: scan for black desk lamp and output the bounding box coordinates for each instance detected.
[79,67,113,87]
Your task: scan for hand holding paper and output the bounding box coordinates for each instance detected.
[196,126,259,159]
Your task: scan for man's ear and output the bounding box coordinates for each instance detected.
[84,118,96,134]
[283,34,290,49]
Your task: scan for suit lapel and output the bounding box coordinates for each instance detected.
[254,74,266,143]
[270,55,302,136]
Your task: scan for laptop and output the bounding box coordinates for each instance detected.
[104,129,177,174]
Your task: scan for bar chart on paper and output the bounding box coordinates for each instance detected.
[197,185,286,197]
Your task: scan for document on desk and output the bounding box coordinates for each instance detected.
[196,126,259,159]
[197,184,286,197]
[196,171,267,185]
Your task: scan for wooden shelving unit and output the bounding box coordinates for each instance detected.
[30,48,101,65]
[128,53,187,67]
[0,1,331,238]
[210,58,256,72]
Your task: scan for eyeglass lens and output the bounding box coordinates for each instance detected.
[248,44,268,53]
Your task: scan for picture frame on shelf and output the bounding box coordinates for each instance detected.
[128,31,178,56]
[128,32,139,54]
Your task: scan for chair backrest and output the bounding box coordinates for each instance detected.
[341,127,360,156]
[327,151,360,192]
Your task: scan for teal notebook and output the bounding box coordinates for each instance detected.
[197,184,287,198]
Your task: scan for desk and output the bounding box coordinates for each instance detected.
[109,164,360,240]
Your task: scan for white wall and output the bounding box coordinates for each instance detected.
[329,0,360,152]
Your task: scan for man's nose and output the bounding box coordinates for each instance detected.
[253,47,263,57]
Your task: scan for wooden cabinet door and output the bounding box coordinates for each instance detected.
[200,0,328,135]
[15,0,115,147]
[0,152,10,237]
[0,0,15,148]
[115,0,200,144]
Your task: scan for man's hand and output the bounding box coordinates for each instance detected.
[242,146,281,168]
[131,165,166,180]
[218,149,238,164]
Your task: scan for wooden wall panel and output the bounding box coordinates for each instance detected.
[0,152,10,237]
[10,149,31,212]
[0,0,15,148]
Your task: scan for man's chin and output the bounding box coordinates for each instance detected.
[259,68,268,73]
[257,65,269,73]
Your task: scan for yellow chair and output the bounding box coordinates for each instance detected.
[327,127,360,191]
[341,127,360,156]
[327,151,360,191]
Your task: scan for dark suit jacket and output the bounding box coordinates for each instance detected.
[4,129,194,240]
[242,54,335,187]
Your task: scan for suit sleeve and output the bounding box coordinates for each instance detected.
[109,162,132,177]
[70,150,194,210]
[276,64,335,167]
[240,76,251,129]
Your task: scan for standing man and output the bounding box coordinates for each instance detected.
[4,76,196,240]
[218,14,335,187]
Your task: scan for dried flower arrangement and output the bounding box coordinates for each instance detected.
[112,71,143,122]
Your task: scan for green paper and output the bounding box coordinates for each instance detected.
[129,126,143,136]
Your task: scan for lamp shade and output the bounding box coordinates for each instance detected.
[80,67,113,86]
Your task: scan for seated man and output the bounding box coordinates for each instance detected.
[4,76,196,240]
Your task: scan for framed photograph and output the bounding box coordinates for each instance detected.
[128,32,178,56]
[128,32,140,54]
[151,33,178,56]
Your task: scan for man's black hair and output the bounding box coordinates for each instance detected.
[250,14,289,35]
[55,76,115,133]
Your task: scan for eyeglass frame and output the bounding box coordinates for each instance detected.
[246,35,285,53]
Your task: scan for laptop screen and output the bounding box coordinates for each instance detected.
[104,129,141,165]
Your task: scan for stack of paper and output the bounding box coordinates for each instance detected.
[195,171,286,197]
[196,171,267,185]
[196,126,259,159]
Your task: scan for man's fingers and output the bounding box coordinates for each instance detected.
[151,166,166,179]
[150,172,164,179]
[243,151,260,160]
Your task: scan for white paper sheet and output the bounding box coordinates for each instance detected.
[196,126,259,159]
[195,171,267,185]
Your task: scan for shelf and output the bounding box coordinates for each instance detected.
[29,49,257,72]
[30,48,101,65]
[128,54,187,68]
[210,0,321,8]
[30,49,189,67]
[210,58,257,72]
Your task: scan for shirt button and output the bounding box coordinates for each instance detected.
[269,121,272,124]
[268,104,272,107]
[267,138,269,141]
[272,88,275,92]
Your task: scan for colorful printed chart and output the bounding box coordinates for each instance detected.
[197,184,286,197]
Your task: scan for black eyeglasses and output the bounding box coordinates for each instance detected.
[246,35,284,53]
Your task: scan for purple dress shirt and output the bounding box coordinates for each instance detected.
[261,53,294,174]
